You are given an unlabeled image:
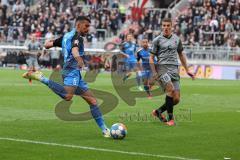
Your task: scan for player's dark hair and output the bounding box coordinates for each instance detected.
[125,33,133,38]
[162,18,172,24]
[76,16,91,23]
[142,36,148,41]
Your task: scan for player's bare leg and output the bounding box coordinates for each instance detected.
[143,79,152,99]
[80,90,110,138]
[123,71,132,82]
[173,90,180,105]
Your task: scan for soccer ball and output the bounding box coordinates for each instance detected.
[110,123,127,139]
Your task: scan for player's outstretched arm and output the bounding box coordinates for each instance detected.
[119,52,129,58]
[45,36,63,49]
[44,40,54,49]
[179,52,195,80]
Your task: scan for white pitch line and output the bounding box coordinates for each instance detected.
[0,137,200,160]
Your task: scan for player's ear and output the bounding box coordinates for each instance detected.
[77,22,81,28]
[76,21,81,29]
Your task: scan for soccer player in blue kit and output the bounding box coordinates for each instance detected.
[136,38,154,98]
[22,16,111,137]
[120,33,143,91]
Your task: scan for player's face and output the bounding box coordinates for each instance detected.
[162,21,172,37]
[78,20,90,36]
[31,36,36,42]
[141,39,148,48]
[126,34,132,42]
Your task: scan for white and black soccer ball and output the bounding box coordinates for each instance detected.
[110,123,127,140]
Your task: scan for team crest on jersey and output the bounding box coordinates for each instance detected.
[74,40,79,45]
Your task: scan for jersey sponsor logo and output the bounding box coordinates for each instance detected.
[168,43,177,50]
[74,39,79,46]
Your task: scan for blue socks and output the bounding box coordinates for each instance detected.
[90,105,107,131]
[40,76,107,132]
[40,77,67,99]
[40,77,49,85]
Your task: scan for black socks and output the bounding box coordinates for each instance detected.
[165,95,174,120]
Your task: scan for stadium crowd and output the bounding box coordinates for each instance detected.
[0,0,240,69]
[175,0,240,47]
[0,0,125,69]
[131,0,240,48]
[0,0,124,44]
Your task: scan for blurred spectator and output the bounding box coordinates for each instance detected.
[45,28,54,40]
[39,50,50,68]
[0,0,7,26]
[225,19,234,32]
[17,51,26,66]
[112,0,119,9]
[110,9,119,36]
[0,31,4,42]
[2,24,8,41]
[26,35,41,71]
[119,3,126,23]
[12,25,20,45]
[50,49,60,69]
[12,0,25,13]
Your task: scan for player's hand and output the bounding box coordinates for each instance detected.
[78,60,84,69]
[187,72,195,80]
[125,54,129,58]
[44,39,54,49]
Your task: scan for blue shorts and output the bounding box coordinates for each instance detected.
[124,61,137,71]
[142,70,152,79]
[62,69,89,95]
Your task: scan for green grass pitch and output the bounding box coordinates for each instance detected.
[0,69,239,160]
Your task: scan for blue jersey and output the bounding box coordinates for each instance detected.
[121,42,137,62]
[52,29,88,91]
[137,48,153,70]
[53,29,84,71]
[62,29,84,70]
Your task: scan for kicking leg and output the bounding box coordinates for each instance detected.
[22,71,75,100]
